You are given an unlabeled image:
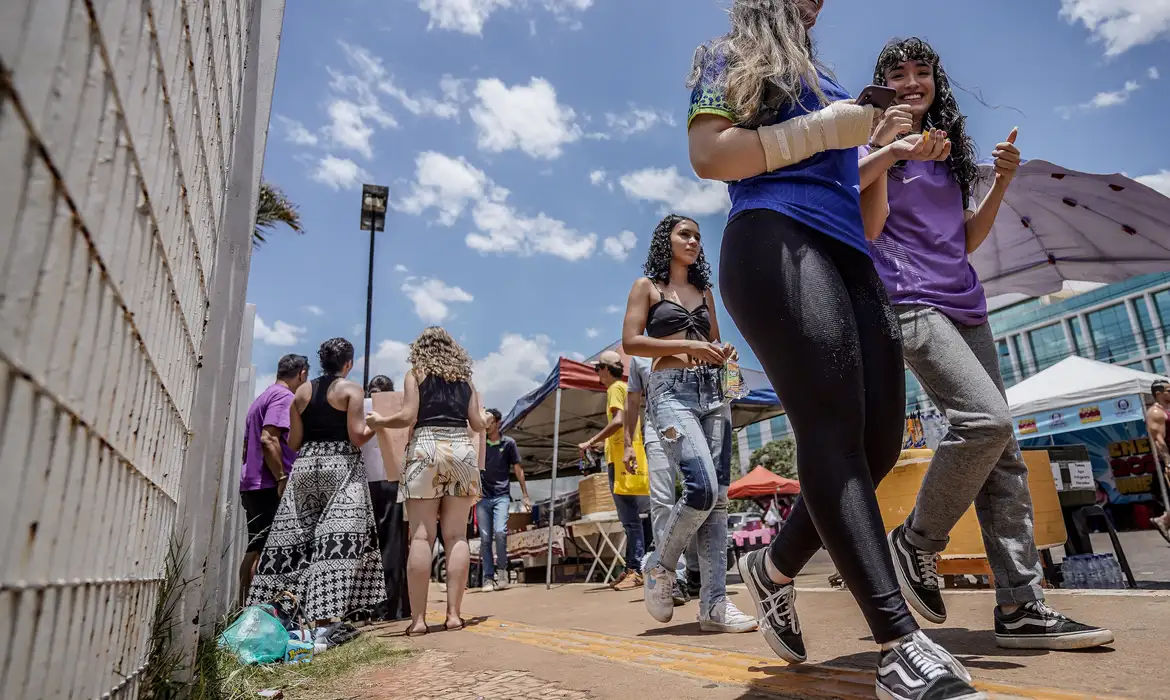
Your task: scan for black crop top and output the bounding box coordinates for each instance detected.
[645,285,712,341]
[416,375,472,428]
[301,375,350,443]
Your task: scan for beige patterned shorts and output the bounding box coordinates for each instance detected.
[399,426,481,501]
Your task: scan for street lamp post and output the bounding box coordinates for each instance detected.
[360,184,388,390]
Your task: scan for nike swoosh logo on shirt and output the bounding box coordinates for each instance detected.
[902,175,923,184]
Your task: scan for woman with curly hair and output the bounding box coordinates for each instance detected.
[366,326,487,636]
[861,37,1112,650]
[686,3,980,698]
[621,214,757,635]
[248,338,383,646]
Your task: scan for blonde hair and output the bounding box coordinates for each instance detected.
[688,0,829,126]
[408,326,473,382]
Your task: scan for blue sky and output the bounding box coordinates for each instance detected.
[248,0,1170,411]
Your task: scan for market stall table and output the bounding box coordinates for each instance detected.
[567,515,628,585]
[470,526,568,584]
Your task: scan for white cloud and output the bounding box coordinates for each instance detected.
[589,169,607,186]
[401,277,475,323]
[619,166,731,216]
[602,229,637,261]
[471,78,582,159]
[312,155,370,190]
[604,107,676,137]
[416,0,594,36]
[1151,66,1162,80]
[254,373,277,398]
[467,201,597,261]
[396,151,501,225]
[381,74,466,120]
[254,316,307,346]
[585,328,599,338]
[276,115,319,146]
[365,339,411,386]
[326,100,379,158]
[605,304,622,314]
[474,333,555,410]
[1060,0,1170,56]
[304,305,324,316]
[568,351,586,362]
[394,264,409,273]
[1136,170,1170,197]
[397,151,597,261]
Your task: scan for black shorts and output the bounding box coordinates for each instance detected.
[241,487,281,553]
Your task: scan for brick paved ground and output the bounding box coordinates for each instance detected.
[341,650,594,700]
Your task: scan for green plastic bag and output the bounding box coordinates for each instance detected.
[218,605,289,665]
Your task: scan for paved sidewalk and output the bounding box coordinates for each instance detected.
[353,580,1169,700]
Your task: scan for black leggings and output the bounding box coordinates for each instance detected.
[719,209,917,644]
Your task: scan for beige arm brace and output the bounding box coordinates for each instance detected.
[757,101,876,172]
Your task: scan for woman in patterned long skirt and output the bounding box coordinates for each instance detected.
[249,338,384,643]
[366,327,487,636]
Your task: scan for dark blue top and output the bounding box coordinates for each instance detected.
[688,49,866,253]
[482,436,521,498]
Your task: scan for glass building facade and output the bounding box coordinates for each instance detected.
[737,272,1170,465]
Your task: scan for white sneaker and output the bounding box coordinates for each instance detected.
[643,565,676,623]
[699,597,759,633]
[494,572,510,591]
[481,578,497,593]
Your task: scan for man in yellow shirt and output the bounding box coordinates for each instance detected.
[580,350,651,590]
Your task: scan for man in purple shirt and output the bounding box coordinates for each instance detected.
[858,37,1111,652]
[239,354,308,604]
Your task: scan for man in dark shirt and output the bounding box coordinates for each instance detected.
[478,408,531,591]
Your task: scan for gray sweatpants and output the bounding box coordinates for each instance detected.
[898,305,1044,606]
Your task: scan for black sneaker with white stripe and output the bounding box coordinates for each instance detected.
[877,631,985,700]
[889,525,946,624]
[994,601,1114,650]
[736,549,806,663]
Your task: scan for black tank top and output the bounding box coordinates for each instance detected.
[645,284,712,341]
[416,375,472,428]
[301,375,350,443]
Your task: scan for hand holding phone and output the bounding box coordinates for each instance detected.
[855,85,897,111]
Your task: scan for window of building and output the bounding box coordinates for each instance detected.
[1086,303,1138,363]
[1027,324,1068,372]
[1153,290,1170,339]
[745,423,763,452]
[1133,299,1160,355]
[997,339,1018,386]
[1068,316,1085,355]
[1124,361,1148,371]
[769,415,791,440]
[1010,335,1031,377]
[1153,357,1167,375]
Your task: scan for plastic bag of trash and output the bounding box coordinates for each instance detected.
[218,605,289,665]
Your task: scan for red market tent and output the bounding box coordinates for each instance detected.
[728,466,800,500]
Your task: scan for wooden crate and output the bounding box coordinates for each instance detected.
[578,473,616,515]
[876,448,1067,565]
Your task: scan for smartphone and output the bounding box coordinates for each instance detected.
[855,85,897,110]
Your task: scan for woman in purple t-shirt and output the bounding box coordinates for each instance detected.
[859,37,1111,651]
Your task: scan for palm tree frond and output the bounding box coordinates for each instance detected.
[254,181,304,247]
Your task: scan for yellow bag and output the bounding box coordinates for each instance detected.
[614,419,651,496]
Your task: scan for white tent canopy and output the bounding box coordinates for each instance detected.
[1006,355,1165,416]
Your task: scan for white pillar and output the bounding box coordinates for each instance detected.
[1078,312,1096,359]
[1126,298,1146,361]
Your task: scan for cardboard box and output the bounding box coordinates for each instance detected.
[507,510,532,533]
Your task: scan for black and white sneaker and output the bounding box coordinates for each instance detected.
[736,549,806,663]
[994,601,1114,650]
[889,525,947,624]
[672,579,689,607]
[877,631,985,700]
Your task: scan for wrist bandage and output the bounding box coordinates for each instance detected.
[757,101,875,172]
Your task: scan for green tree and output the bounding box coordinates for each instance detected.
[750,438,798,480]
[253,181,303,247]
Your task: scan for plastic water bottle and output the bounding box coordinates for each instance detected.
[1087,555,1103,589]
[1062,556,1081,589]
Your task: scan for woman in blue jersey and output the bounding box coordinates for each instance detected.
[687,3,980,699]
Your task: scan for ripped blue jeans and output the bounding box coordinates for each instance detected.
[645,366,732,614]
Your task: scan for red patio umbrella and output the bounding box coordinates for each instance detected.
[728,466,800,500]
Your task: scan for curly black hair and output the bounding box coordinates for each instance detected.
[318,337,354,375]
[642,214,712,292]
[874,37,980,210]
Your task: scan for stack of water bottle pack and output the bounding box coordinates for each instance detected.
[1061,553,1127,589]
